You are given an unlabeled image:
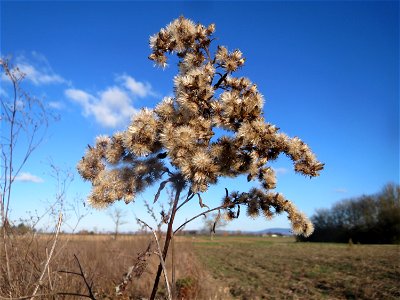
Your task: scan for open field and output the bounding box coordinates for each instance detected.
[1,234,399,299]
[192,235,400,299]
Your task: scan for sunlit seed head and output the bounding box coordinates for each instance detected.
[206,23,215,35]
[78,16,323,237]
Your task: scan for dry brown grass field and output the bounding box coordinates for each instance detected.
[0,233,218,299]
[1,234,399,299]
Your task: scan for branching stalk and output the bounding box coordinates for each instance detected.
[174,204,229,235]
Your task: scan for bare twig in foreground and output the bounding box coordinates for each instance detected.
[58,254,96,300]
[73,254,96,299]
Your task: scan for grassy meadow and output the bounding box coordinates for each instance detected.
[192,235,400,299]
[1,234,399,299]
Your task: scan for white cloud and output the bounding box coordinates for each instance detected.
[48,101,65,110]
[14,52,68,86]
[66,75,156,128]
[65,89,92,104]
[14,172,44,183]
[17,62,65,85]
[117,74,155,98]
[65,86,138,128]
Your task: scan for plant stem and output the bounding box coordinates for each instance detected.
[149,185,182,300]
[138,219,172,300]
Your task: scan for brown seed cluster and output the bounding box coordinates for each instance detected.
[77,16,323,236]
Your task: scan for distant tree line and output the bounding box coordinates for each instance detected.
[297,183,400,244]
[0,222,36,235]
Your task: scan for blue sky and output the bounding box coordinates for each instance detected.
[1,1,398,233]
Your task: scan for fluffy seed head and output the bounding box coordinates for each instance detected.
[78,17,323,237]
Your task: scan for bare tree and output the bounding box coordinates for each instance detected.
[108,207,128,239]
[0,58,53,286]
[77,17,324,299]
[202,212,228,239]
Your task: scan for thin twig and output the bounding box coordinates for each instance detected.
[72,254,96,299]
[174,204,228,235]
[176,190,195,212]
[57,254,97,300]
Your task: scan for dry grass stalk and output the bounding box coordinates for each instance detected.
[30,212,62,299]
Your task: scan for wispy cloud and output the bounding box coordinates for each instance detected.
[15,52,68,86]
[65,86,137,128]
[334,188,348,193]
[66,75,156,128]
[0,52,68,86]
[117,74,157,98]
[14,172,44,183]
[48,101,65,110]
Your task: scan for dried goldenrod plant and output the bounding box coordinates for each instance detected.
[77,16,324,299]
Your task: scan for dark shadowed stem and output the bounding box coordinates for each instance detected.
[149,185,183,300]
[213,72,228,90]
[58,254,96,300]
[73,254,96,300]
[171,235,176,298]
[175,190,195,212]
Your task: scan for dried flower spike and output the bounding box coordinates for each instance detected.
[78,16,323,237]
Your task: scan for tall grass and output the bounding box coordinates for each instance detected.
[0,234,219,299]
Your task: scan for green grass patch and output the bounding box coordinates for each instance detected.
[189,236,400,299]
